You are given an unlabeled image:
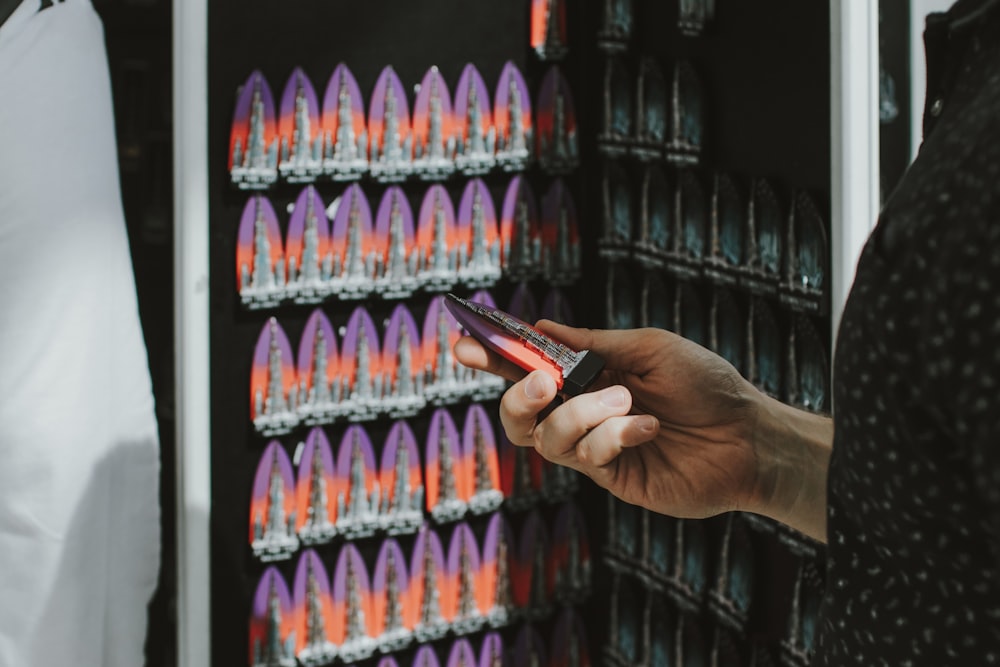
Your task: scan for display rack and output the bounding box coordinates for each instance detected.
[590,3,842,664]
[173,2,879,666]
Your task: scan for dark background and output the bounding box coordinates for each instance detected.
[87,0,836,664]
[92,0,175,664]
[879,0,913,201]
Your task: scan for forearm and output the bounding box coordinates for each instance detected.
[746,393,833,543]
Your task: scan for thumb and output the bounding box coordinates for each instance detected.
[535,320,659,370]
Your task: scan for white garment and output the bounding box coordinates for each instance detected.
[0,1,161,665]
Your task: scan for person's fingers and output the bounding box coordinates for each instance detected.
[453,336,526,383]
[535,320,669,371]
[499,370,559,446]
[573,414,660,468]
[532,385,636,461]
[456,321,672,391]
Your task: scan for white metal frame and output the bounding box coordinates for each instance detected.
[829,2,881,345]
[174,0,211,664]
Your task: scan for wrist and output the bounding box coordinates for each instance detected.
[744,392,833,542]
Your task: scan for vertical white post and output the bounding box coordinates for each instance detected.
[829,2,880,346]
[173,0,211,664]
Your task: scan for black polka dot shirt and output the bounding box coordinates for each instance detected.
[817,1,1000,664]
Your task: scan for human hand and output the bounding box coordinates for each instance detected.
[454,320,773,520]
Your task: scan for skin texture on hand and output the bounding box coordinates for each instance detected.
[454,320,832,542]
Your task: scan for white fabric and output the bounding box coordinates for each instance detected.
[0,1,161,665]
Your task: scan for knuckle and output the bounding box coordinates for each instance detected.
[608,418,633,446]
[574,439,592,466]
[499,386,531,421]
[533,440,548,460]
[530,423,552,458]
[587,444,612,467]
[577,426,623,468]
[554,395,590,431]
[499,414,532,448]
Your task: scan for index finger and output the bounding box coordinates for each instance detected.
[454,335,527,383]
[498,370,560,446]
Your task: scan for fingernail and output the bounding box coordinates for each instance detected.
[524,373,548,400]
[600,388,627,408]
[639,415,658,433]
